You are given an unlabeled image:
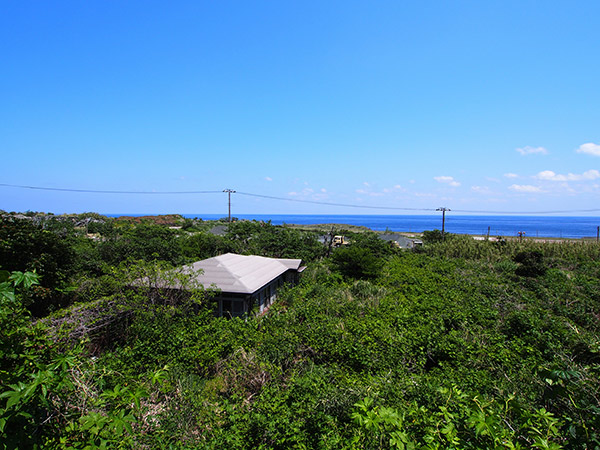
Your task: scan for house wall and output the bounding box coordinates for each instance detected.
[217,269,298,318]
[216,293,249,318]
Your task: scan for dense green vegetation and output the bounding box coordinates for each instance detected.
[1,214,599,449]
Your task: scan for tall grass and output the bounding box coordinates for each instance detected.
[422,234,600,263]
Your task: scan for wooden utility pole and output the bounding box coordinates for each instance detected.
[436,207,450,238]
[223,189,236,222]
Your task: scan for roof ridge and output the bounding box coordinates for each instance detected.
[215,253,252,291]
[189,253,301,295]
[236,255,286,292]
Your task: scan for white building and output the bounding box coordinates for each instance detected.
[186,253,304,317]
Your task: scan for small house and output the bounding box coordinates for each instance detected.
[186,253,305,317]
[379,233,422,249]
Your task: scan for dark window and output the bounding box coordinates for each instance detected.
[222,298,245,317]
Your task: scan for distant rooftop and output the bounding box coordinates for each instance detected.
[378,233,416,248]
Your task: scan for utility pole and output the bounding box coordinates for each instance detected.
[223,189,236,223]
[436,207,450,238]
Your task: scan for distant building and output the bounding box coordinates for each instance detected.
[185,253,304,317]
[208,224,228,236]
[378,233,422,249]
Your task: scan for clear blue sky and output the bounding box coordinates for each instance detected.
[2,1,599,216]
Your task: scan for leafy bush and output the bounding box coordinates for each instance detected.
[98,224,182,266]
[331,246,383,279]
[421,229,453,244]
[0,218,75,290]
[225,220,324,261]
[514,250,547,277]
[179,232,234,261]
[0,217,76,316]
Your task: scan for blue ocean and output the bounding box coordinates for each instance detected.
[177,214,600,240]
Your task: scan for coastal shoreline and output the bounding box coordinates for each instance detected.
[283,222,599,243]
[2,211,598,242]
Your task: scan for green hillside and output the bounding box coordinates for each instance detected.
[1,214,598,449]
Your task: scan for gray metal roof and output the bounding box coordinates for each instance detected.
[186,253,302,294]
[379,233,417,248]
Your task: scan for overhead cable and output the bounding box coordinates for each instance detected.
[451,208,600,215]
[236,191,437,211]
[2,182,599,214]
[0,183,222,195]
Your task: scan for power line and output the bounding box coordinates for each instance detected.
[0,183,436,211]
[451,208,600,215]
[236,191,436,211]
[1,182,600,215]
[0,183,222,195]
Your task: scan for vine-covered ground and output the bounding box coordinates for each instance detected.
[1,214,598,448]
